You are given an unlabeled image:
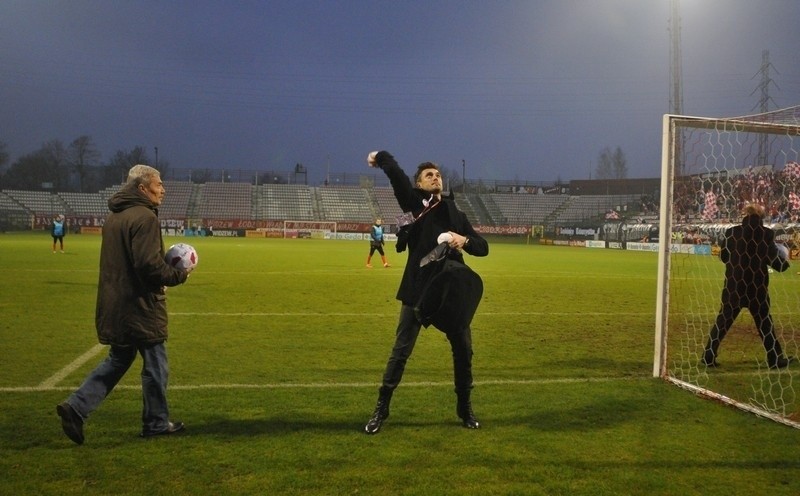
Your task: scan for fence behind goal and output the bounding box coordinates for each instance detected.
[654,106,800,428]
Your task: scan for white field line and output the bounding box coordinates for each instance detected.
[170,311,656,317]
[37,343,105,389]
[1,375,645,393]
[22,310,655,395]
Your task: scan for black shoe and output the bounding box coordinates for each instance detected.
[364,405,390,435]
[700,358,720,368]
[364,397,391,435]
[769,356,796,369]
[461,415,481,429]
[457,403,481,430]
[141,421,185,438]
[56,402,84,445]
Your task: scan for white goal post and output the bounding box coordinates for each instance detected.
[654,107,800,428]
[282,220,337,239]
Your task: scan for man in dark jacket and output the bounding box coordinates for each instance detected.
[56,165,191,444]
[702,203,793,369]
[363,150,489,434]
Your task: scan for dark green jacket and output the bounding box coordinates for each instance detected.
[95,185,188,345]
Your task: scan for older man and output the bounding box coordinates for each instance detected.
[57,165,192,444]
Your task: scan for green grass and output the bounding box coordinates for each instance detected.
[1,233,799,495]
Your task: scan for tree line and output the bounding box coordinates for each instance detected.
[0,137,169,193]
[0,136,627,193]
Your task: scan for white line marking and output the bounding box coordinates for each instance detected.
[2,376,643,393]
[37,343,105,389]
[170,311,655,317]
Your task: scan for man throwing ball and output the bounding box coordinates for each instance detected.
[363,150,489,434]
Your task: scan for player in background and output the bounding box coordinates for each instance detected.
[366,217,389,268]
[51,214,66,253]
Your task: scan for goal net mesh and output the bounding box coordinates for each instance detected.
[656,106,800,428]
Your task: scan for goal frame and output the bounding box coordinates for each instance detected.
[281,220,337,239]
[654,111,800,429]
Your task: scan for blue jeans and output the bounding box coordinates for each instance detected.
[381,304,474,394]
[66,341,171,433]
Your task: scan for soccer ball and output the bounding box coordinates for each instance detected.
[165,243,198,270]
[437,232,454,244]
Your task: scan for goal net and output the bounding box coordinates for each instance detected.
[654,106,800,428]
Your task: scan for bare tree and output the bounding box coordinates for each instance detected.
[105,146,151,185]
[68,135,100,192]
[612,146,628,179]
[439,166,462,193]
[595,146,628,180]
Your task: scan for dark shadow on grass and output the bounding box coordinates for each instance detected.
[549,357,652,373]
[44,280,95,287]
[532,458,800,470]
[188,413,477,437]
[511,397,646,431]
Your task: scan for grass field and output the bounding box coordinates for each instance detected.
[1,232,799,495]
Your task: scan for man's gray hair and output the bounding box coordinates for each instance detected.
[126,164,160,187]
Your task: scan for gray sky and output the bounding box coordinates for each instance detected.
[1,0,798,185]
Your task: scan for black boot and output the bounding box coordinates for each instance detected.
[456,392,480,429]
[364,387,392,435]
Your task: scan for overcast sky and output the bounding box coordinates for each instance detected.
[1,0,799,185]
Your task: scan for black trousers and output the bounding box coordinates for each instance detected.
[380,304,473,394]
[368,243,385,256]
[705,294,783,365]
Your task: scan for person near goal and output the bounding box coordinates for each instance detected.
[56,164,192,444]
[363,150,489,434]
[702,203,793,369]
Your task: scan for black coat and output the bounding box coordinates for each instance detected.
[719,213,789,305]
[372,151,489,305]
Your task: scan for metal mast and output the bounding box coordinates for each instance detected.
[669,0,683,117]
[751,50,780,166]
[669,0,684,176]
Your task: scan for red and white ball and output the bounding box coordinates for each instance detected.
[165,243,198,270]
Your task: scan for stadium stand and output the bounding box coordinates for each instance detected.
[3,189,68,216]
[257,184,314,220]
[159,181,193,219]
[58,192,107,216]
[196,182,253,219]
[99,184,121,200]
[318,186,374,222]
[489,193,567,225]
[0,191,28,214]
[372,187,404,223]
[554,194,638,223]
[2,179,650,229]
